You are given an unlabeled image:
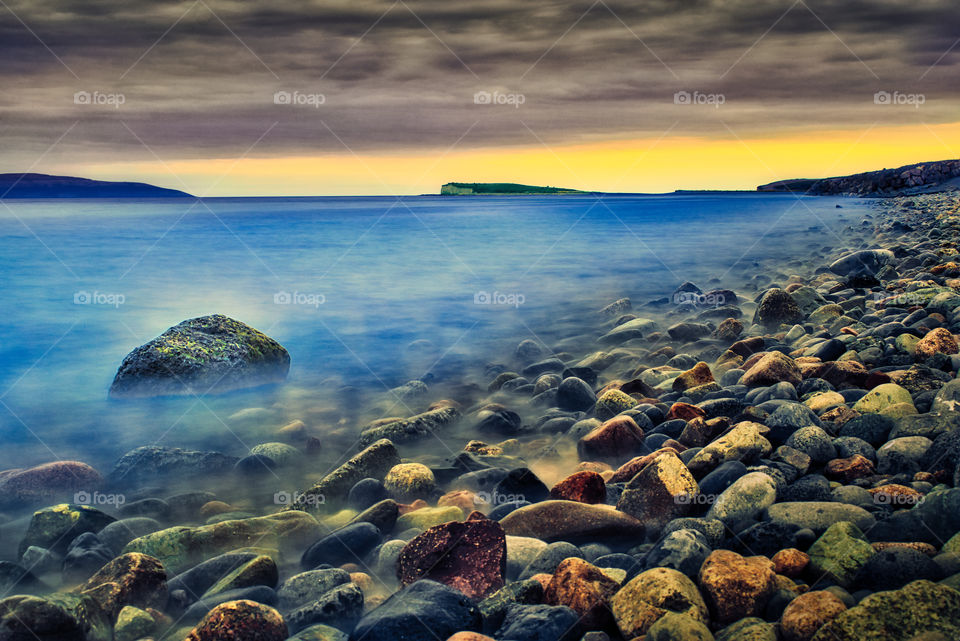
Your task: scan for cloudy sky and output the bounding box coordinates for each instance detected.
[1,0,958,194]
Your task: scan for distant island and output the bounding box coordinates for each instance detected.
[757,159,960,197]
[0,173,193,198]
[441,182,585,195]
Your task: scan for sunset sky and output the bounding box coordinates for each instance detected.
[2,0,958,195]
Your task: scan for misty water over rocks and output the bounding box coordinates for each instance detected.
[6,192,960,640]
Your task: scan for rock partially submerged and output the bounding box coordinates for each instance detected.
[109,314,289,398]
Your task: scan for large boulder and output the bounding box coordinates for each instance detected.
[0,593,111,641]
[610,567,708,638]
[109,314,290,398]
[0,462,103,508]
[186,599,287,641]
[698,550,776,625]
[351,580,481,641]
[616,451,699,536]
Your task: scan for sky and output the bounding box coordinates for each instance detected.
[1,0,958,195]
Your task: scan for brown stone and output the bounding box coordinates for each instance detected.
[609,448,682,484]
[820,406,860,426]
[730,337,766,358]
[672,362,715,392]
[578,415,645,462]
[610,567,708,638]
[800,361,869,388]
[915,327,959,361]
[575,461,612,474]
[698,550,776,624]
[678,416,712,448]
[500,501,645,541]
[397,499,428,515]
[529,573,553,591]
[615,451,698,536]
[447,634,496,641]
[871,542,938,556]
[741,351,802,387]
[665,402,706,422]
[715,318,744,341]
[186,600,287,641]
[772,548,810,578]
[0,461,103,506]
[550,471,607,504]
[438,490,478,512]
[545,557,620,630]
[620,378,660,398]
[397,513,506,599]
[824,455,875,483]
[780,590,847,641]
[867,484,924,507]
[78,553,167,619]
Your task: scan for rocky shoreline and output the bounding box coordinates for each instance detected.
[3,193,960,640]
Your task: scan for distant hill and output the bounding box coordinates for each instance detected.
[0,173,193,198]
[441,182,585,195]
[757,159,960,197]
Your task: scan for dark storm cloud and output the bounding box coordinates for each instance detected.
[0,0,957,165]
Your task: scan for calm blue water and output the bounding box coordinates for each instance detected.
[0,193,869,469]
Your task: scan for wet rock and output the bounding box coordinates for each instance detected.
[0,462,103,508]
[384,463,436,502]
[495,604,580,641]
[395,505,464,531]
[474,407,523,436]
[167,552,262,609]
[352,579,481,641]
[557,377,597,411]
[114,605,155,641]
[181,586,279,622]
[772,548,809,578]
[915,327,959,361]
[643,528,711,578]
[698,550,776,625]
[839,414,894,447]
[110,314,289,398]
[397,513,506,599]
[62,533,114,583]
[518,541,581,580]
[616,451,698,536]
[824,455,874,483]
[741,352,801,387]
[577,415,645,462]
[673,362,715,392]
[0,593,111,641]
[785,426,836,465]
[599,318,657,345]
[277,568,351,611]
[18,504,116,556]
[495,468,550,504]
[286,583,363,634]
[294,439,400,510]
[289,624,349,641]
[755,289,804,326]
[348,478,389,510]
[852,383,914,414]
[610,567,708,638]
[854,547,941,591]
[360,405,462,446]
[780,591,847,641]
[645,612,714,641]
[705,471,777,533]
[544,557,620,630]
[686,422,772,475]
[77,552,167,619]
[301,522,380,570]
[186,599,287,641]
[811,580,960,641]
[594,389,639,420]
[549,471,606,504]
[108,446,239,486]
[500,501,644,542]
[766,502,874,534]
[477,579,543,633]
[124,511,321,575]
[202,554,278,599]
[807,522,875,588]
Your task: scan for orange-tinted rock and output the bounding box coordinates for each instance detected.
[609,448,681,483]
[550,471,606,504]
[665,403,706,422]
[615,451,698,535]
[672,362,715,392]
[698,550,776,624]
[578,416,645,462]
[741,352,802,387]
[0,461,103,506]
[447,634,496,641]
[915,327,959,361]
[780,590,847,641]
[397,499,428,515]
[772,548,810,578]
[529,573,553,591]
[186,600,287,641]
[715,318,744,341]
[801,361,868,388]
[79,553,167,619]
[870,542,938,556]
[544,557,620,630]
[397,513,506,599]
[438,490,478,512]
[824,455,875,483]
[819,406,860,426]
[678,417,711,448]
[868,484,924,507]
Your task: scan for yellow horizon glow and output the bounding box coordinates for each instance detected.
[73,121,960,197]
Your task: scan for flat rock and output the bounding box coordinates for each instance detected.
[499,500,644,542]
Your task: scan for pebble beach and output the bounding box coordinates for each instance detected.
[3,191,960,641]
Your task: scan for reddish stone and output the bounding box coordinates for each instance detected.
[0,461,103,506]
[698,550,776,624]
[577,416,645,462]
[824,455,875,483]
[398,499,428,515]
[916,327,959,360]
[871,542,938,556]
[678,417,711,448]
[729,337,765,358]
[186,600,287,641]
[672,362,715,392]
[550,471,607,504]
[714,318,744,341]
[79,553,168,619]
[529,573,553,591]
[609,448,680,483]
[397,513,507,599]
[620,378,660,398]
[447,634,496,641]
[575,462,612,474]
[544,557,620,630]
[665,403,706,422]
[868,484,924,507]
[661,439,687,452]
[780,591,847,641]
[438,490,478,512]
[772,548,810,578]
[801,361,869,388]
[819,406,860,426]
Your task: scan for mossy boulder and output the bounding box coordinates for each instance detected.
[807,522,875,588]
[0,592,111,641]
[109,314,290,398]
[115,605,155,641]
[18,503,116,556]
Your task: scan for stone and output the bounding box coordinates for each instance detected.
[18,504,116,557]
[577,415,645,462]
[557,377,597,411]
[616,451,698,536]
[686,422,772,475]
[785,426,837,465]
[78,552,167,619]
[301,522,380,569]
[549,471,606,504]
[741,352,802,387]
[811,580,960,641]
[0,462,103,508]
[289,624,349,641]
[594,389,639,419]
[610,567,709,638]
[915,327,959,361]
[286,583,363,633]
[360,405,462,446]
[854,547,942,591]
[495,604,580,641]
[0,593,111,641]
[500,501,645,542]
[477,579,543,632]
[186,599,287,641]
[673,362,715,392]
[780,591,847,641]
[824,455,875,483]
[395,505,464,531]
[397,513,506,599]
[806,521,875,588]
[705,472,777,533]
[110,314,289,398]
[108,446,238,486]
[698,550,776,625]
[294,439,401,510]
[352,580,481,641]
[766,502,874,535]
[645,612,715,641]
[772,549,809,578]
[755,289,804,326]
[181,586,278,623]
[61,533,116,583]
[114,605,155,641]
[201,555,278,599]
[852,383,914,414]
[643,528,711,578]
[544,557,620,630]
[384,463,436,502]
[828,249,893,277]
[123,511,321,575]
[495,468,550,504]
